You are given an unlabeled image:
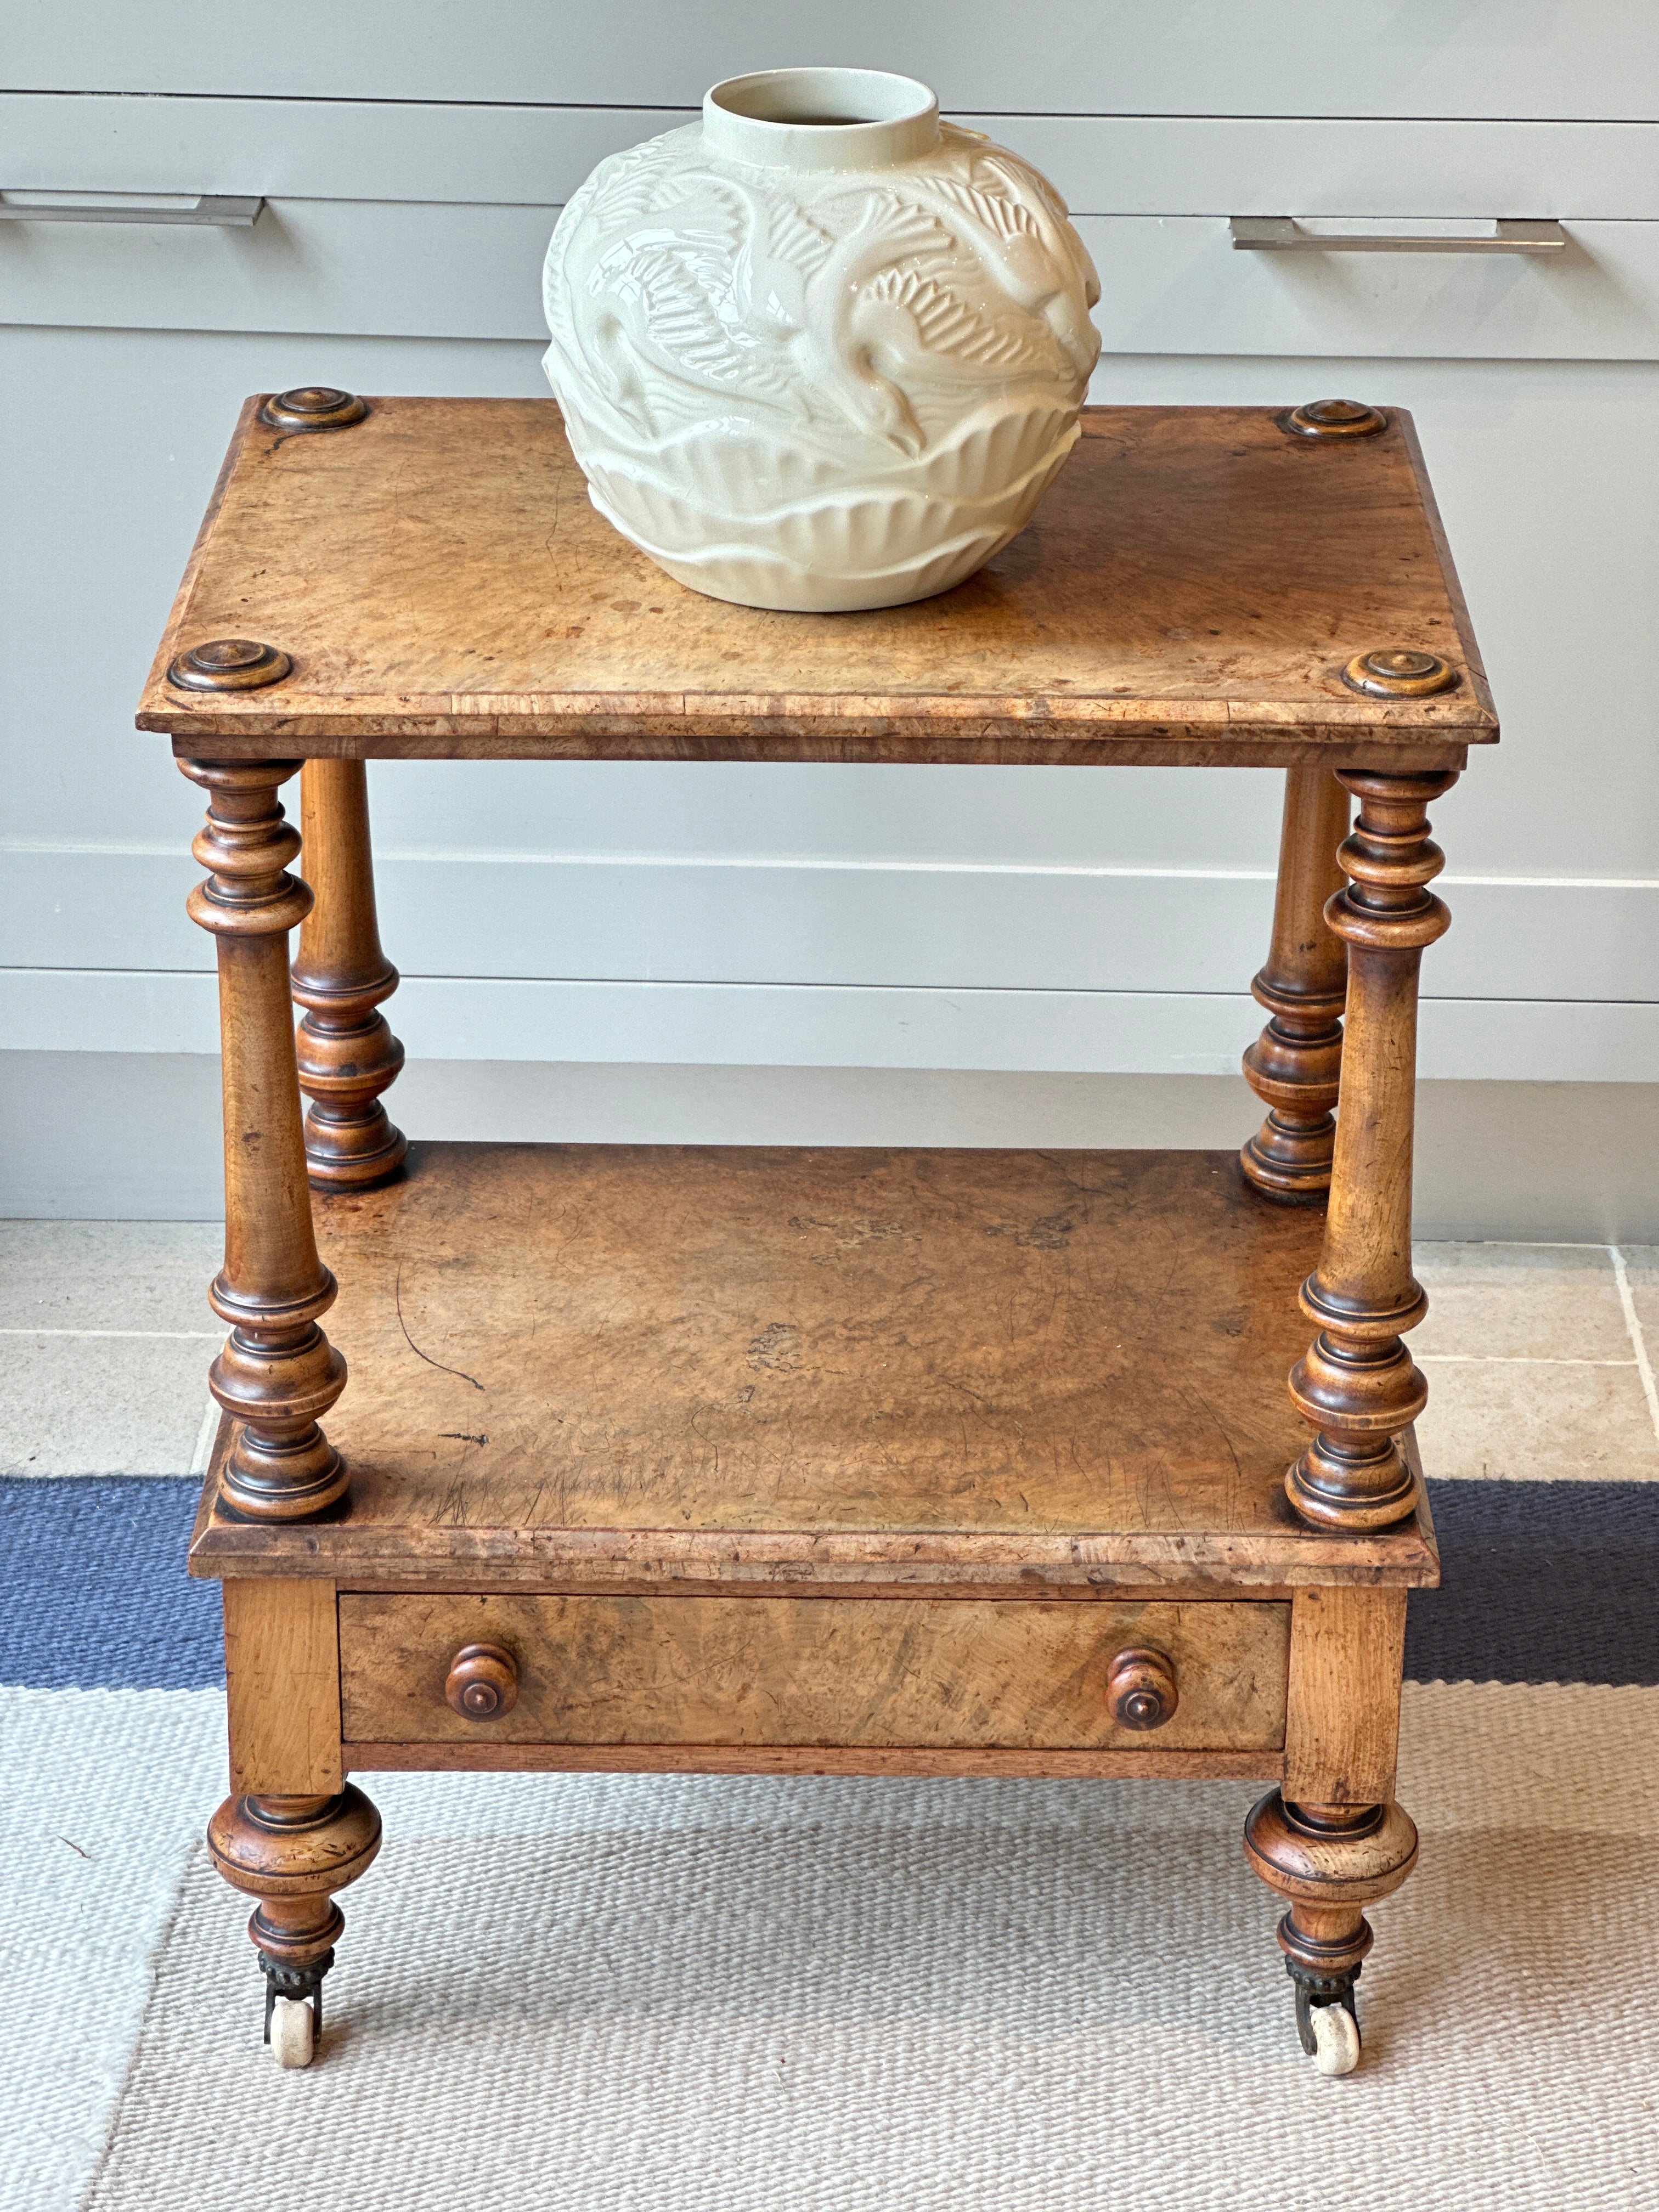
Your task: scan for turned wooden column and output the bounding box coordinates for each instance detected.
[182,759,349,1521]
[1241,765,1351,1200]
[291,759,407,1189]
[1285,769,1458,1532]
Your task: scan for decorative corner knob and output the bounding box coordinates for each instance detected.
[444,1643,519,1720]
[1341,647,1458,698]
[259,385,369,432]
[1107,1645,1178,1731]
[167,638,293,692]
[1279,398,1387,440]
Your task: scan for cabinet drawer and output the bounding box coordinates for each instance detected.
[6,198,1655,362]
[338,1594,1290,1753]
[10,98,1659,221]
[1088,217,1659,365]
[7,89,1657,359]
[0,198,555,341]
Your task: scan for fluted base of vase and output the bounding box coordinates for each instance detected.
[612,510,1008,613]
[578,410,1080,614]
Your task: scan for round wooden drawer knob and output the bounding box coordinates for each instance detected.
[445,1643,519,1720]
[1108,1646,1178,1731]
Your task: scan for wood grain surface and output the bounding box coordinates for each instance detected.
[1286,770,1454,1532]
[291,758,408,1189]
[181,759,350,1521]
[189,1141,1440,1588]
[337,1592,1290,1752]
[342,1742,1284,1780]
[223,1578,343,1797]
[1282,1585,1408,1808]
[1240,764,1351,1198]
[137,400,1495,763]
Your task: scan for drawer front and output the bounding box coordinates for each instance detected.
[338,1594,1290,1752]
[1090,216,1659,365]
[6,93,1656,360]
[4,189,1656,363]
[9,98,1659,220]
[0,199,556,341]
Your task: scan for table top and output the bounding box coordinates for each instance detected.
[140,397,1496,768]
[190,1141,1438,1592]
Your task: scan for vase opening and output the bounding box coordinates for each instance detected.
[703,66,940,172]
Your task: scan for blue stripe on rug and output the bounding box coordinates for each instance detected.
[0,1477,223,1689]
[1406,1478,1659,1687]
[3,1475,1655,1691]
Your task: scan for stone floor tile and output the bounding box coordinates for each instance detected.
[1415,1355,1659,1481]
[1412,1242,1630,1361]
[1620,1245,1659,1367]
[0,1221,222,1334]
[0,1338,216,1476]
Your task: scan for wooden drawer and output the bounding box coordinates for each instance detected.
[338,1594,1290,1753]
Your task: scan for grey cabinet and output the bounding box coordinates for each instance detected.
[3,17,1656,1178]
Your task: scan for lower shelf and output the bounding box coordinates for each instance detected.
[191,1141,1438,1592]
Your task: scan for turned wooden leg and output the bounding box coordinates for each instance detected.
[1244,1794,1418,2069]
[292,759,407,1189]
[208,1787,382,2063]
[182,759,349,1521]
[1242,765,1351,1200]
[1246,1586,1415,2072]
[1285,769,1458,1532]
[213,1577,363,2064]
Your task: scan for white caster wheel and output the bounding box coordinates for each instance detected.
[268,1995,317,2069]
[1309,2004,1361,2076]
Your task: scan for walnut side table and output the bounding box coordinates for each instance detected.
[139,391,1496,2077]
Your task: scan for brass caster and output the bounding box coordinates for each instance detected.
[1290,1961,1364,2075]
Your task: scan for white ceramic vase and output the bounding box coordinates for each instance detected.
[542,66,1101,612]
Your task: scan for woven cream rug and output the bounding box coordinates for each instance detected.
[75,1682,1659,2210]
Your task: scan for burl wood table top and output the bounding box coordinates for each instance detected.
[139,398,1495,768]
[190,1143,1438,1592]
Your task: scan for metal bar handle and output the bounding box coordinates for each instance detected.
[1231,216,1564,255]
[0,194,264,227]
